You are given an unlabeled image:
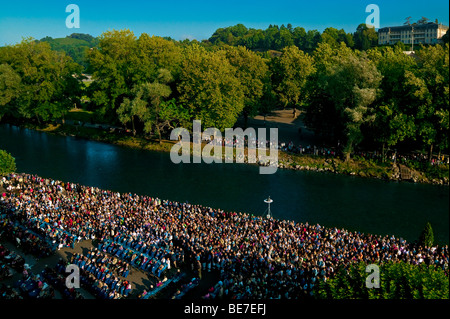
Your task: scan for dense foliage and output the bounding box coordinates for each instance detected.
[0,150,16,175]
[38,33,99,69]
[314,261,449,299]
[0,23,448,162]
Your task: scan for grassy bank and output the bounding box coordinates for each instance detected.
[18,121,450,186]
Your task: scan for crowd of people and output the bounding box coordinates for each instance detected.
[68,249,133,299]
[42,263,84,299]
[1,173,448,299]
[279,140,449,168]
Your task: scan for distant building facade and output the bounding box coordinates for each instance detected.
[378,22,449,46]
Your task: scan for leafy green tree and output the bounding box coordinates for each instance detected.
[273,26,295,50]
[367,46,418,160]
[272,46,315,118]
[354,23,378,51]
[134,33,183,83]
[0,64,21,120]
[0,38,82,123]
[442,30,449,44]
[320,28,354,49]
[0,150,16,175]
[305,43,381,160]
[118,69,188,143]
[413,44,449,161]
[419,222,434,248]
[177,44,244,131]
[292,27,307,49]
[86,29,137,122]
[304,42,343,140]
[304,30,322,52]
[39,33,99,69]
[315,261,449,299]
[221,45,270,127]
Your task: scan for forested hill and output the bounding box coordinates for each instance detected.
[31,23,381,69]
[37,33,99,69]
[30,23,450,69]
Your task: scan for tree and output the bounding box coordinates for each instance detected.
[0,150,16,175]
[412,44,449,161]
[315,261,449,299]
[417,17,430,25]
[221,45,270,127]
[367,46,418,161]
[0,38,82,123]
[0,64,21,120]
[86,29,137,122]
[320,27,340,49]
[305,43,382,160]
[118,69,188,143]
[419,222,434,248]
[272,46,315,118]
[354,23,378,51]
[177,44,245,131]
[404,16,412,25]
[442,30,449,44]
[292,26,307,50]
[134,33,183,83]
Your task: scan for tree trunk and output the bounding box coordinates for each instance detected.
[157,127,162,145]
[345,141,352,162]
[381,142,386,163]
[132,116,136,136]
[429,143,433,163]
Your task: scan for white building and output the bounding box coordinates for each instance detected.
[378,22,448,46]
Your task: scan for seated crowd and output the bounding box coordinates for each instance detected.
[1,173,449,299]
[68,249,133,299]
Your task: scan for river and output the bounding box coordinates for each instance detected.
[1,123,448,245]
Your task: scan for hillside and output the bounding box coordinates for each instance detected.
[38,33,99,69]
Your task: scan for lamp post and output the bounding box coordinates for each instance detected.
[264,196,273,219]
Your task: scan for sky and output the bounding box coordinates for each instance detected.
[0,0,449,45]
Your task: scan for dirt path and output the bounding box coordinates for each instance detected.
[235,108,318,146]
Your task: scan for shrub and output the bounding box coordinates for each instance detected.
[0,150,16,175]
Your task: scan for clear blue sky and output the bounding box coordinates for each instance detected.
[0,0,448,45]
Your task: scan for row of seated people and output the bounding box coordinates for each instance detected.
[0,283,22,299]
[202,281,224,299]
[28,217,78,250]
[0,261,13,281]
[0,244,25,272]
[138,271,184,299]
[171,277,200,299]
[98,240,170,279]
[111,233,171,255]
[0,244,15,281]
[80,247,131,278]
[15,271,55,299]
[42,263,84,299]
[1,218,53,258]
[69,251,132,298]
[107,233,186,271]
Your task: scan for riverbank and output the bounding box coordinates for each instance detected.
[13,121,450,186]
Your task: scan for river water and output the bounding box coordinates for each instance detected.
[1,124,448,245]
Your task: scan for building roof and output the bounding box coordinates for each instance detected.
[379,22,449,32]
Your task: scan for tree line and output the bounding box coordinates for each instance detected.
[0,25,448,161]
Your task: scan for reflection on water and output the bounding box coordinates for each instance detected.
[0,124,448,244]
